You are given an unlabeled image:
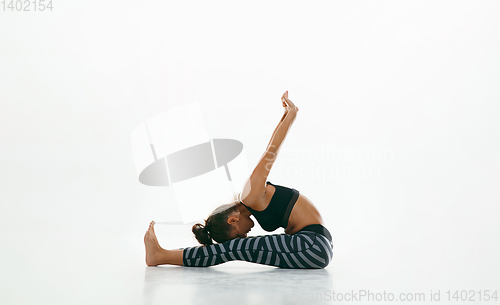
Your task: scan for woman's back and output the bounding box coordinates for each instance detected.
[248,182,325,235]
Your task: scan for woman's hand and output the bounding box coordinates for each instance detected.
[282,91,299,116]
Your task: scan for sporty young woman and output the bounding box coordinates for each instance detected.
[144,91,333,269]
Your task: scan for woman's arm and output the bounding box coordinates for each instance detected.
[240,91,299,205]
[255,91,299,181]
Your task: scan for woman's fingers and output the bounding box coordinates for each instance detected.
[281,91,298,113]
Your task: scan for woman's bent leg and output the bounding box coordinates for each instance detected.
[182,231,333,269]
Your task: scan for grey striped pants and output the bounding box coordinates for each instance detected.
[182,229,334,269]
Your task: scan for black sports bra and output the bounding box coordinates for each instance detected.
[240,181,300,232]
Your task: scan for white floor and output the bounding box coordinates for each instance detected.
[142,262,333,305]
[2,215,498,305]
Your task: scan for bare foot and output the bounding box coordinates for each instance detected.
[144,221,164,266]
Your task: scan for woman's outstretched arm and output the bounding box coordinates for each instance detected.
[259,91,298,178]
[240,91,299,205]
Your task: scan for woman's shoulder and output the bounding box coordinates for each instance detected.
[240,182,275,211]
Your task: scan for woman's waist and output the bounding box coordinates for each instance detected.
[285,195,324,232]
[296,224,332,242]
[285,223,333,241]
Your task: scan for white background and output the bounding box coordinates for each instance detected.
[1,0,499,304]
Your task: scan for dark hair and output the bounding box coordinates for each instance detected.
[192,196,240,246]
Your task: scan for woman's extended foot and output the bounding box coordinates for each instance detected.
[144,221,165,266]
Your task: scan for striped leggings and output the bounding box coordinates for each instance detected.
[182,224,334,269]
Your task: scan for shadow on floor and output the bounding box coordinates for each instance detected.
[142,262,334,305]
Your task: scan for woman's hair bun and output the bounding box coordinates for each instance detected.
[192,222,213,246]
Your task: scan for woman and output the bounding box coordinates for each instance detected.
[144,91,333,269]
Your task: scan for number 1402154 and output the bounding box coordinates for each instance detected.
[2,0,53,11]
